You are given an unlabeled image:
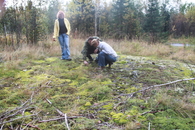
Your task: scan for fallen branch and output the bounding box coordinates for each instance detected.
[45,98,65,116]
[22,124,41,130]
[141,109,165,115]
[0,100,30,120]
[0,93,38,127]
[0,124,4,130]
[64,114,70,130]
[0,114,36,125]
[0,99,35,125]
[118,77,195,97]
[38,116,82,123]
[45,98,71,130]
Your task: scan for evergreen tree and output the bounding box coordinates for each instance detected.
[67,0,95,36]
[123,0,144,40]
[97,2,112,37]
[144,0,161,43]
[111,0,128,39]
[182,3,195,37]
[159,3,170,42]
[47,0,59,34]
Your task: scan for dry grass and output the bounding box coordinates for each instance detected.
[1,37,195,65]
[108,39,195,63]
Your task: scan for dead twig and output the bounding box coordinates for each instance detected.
[0,114,36,125]
[141,109,165,115]
[38,116,82,123]
[0,124,4,130]
[0,100,34,123]
[64,114,70,130]
[45,98,65,116]
[118,78,195,97]
[45,98,71,130]
[22,124,41,130]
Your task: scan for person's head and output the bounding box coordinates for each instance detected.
[91,39,99,47]
[57,11,65,19]
[87,37,94,45]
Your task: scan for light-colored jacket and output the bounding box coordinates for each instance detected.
[53,18,71,39]
[98,42,118,58]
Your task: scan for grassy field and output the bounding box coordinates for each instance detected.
[1,37,195,64]
[0,37,195,129]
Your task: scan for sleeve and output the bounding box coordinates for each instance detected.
[53,20,58,39]
[81,40,89,61]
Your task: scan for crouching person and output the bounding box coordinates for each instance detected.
[81,36,101,65]
[91,39,117,69]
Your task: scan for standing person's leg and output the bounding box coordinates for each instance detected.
[58,34,65,59]
[64,34,71,60]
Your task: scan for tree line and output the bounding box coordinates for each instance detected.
[0,0,195,46]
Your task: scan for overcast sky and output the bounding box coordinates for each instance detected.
[4,0,195,8]
[182,0,195,3]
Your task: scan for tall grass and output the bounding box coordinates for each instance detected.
[1,37,195,65]
[107,39,195,64]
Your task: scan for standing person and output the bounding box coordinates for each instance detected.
[81,36,101,65]
[53,11,71,61]
[91,39,117,69]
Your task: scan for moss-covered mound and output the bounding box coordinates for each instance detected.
[0,55,195,130]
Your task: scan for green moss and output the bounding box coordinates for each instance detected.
[102,103,113,110]
[143,78,164,84]
[0,68,20,78]
[71,117,97,129]
[84,101,92,107]
[117,60,127,64]
[149,116,194,129]
[178,65,193,77]
[126,86,140,93]
[32,73,50,82]
[1,53,195,129]
[0,87,10,100]
[111,112,128,124]
[69,80,78,86]
[45,57,58,62]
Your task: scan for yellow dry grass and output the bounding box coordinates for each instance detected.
[1,37,195,65]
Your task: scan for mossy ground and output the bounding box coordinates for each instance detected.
[0,54,195,129]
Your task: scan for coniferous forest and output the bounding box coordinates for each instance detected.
[0,0,195,45]
[1,0,195,130]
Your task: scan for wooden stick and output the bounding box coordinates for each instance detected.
[45,98,65,116]
[0,115,36,125]
[38,116,82,123]
[119,77,195,97]
[64,114,70,130]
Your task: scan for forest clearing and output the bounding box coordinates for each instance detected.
[1,0,195,129]
[0,38,195,129]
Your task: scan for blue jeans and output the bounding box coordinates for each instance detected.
[58,34,71,59]
[98,52,117,67]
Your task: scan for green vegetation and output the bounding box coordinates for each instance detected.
[0,39,195,129]
[1,0,195,129]
[1,0,195,46]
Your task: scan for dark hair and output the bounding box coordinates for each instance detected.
[87,37,94,41]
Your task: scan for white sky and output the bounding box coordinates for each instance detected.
[182,0,195,3]
[4,0,195,8]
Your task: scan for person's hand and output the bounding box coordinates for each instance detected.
[94,48,98,53]
[53,38,56,41]
[84,61,88,65]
